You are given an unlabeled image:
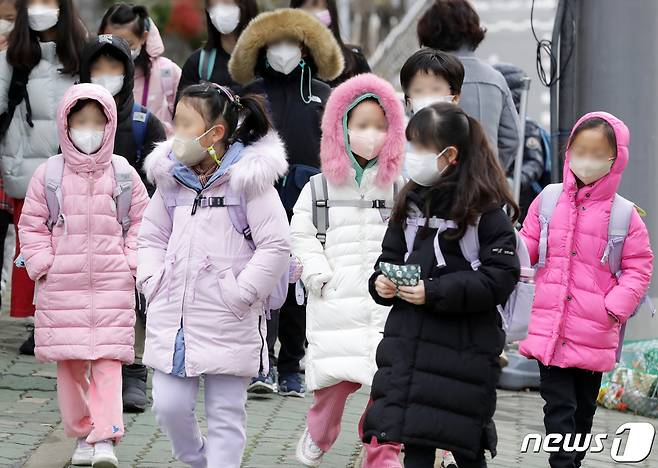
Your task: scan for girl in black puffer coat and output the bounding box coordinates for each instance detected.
[364,103,521,468]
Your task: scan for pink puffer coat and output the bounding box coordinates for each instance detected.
[133,19,181,137]
[18,83,150,364]
[519,111,653,372]
[137,131,290,378]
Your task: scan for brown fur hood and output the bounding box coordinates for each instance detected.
[229,8,344,85]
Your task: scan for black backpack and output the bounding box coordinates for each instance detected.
[0,68,33,141]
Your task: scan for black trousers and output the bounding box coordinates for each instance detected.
[266,283,306,375]
[404,445,487,468]
[538,363,603,468]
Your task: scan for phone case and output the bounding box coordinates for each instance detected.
[379,262,421,287]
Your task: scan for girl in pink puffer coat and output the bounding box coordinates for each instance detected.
[18,83,149,466]
[519,111,653,468]
[137,83,290,468]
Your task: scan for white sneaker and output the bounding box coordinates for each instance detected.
[296,427,324,467]
[441,450,458,468]
[92,440,118,468]
[71,438,94,466]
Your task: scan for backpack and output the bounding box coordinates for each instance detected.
[160,181,293,312]
[131,103,151,164]
[44,154,134,236]
[531,123,553,194]
[403,207,535,344]
[309,173,401,245]
[537,183,655,360]
[0,68,33,142]
[198,49,217,82]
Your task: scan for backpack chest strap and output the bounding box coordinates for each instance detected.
[405,216,457,268]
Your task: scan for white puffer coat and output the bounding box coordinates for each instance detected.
[290,74,406,392]
[0,43,77,198]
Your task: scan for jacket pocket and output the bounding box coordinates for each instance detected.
[218,268,251,320]
[143,268,165,304]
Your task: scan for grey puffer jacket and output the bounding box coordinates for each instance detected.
[0,42,77,199]
[454,47,521,171]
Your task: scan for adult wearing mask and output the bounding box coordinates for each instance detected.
[177,0,258,95]
[0,0,86,353]
[99,3,181,137]
[79,34,166,413]
[290,0,370,87]
[417,0,521,171]
[229,8,343,397]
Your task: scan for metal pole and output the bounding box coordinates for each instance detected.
[571,0,658,340]
[512,77,531,203]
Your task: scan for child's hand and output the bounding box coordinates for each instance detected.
[375,274,397,299]
[398,281,426,305]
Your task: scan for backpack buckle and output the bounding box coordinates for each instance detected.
[207,197,226,207]
[316,200,328,208]
[372,200,386,209]
[243,227,253,241]
[316,233,326,243]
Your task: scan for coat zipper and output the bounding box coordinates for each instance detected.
[88,173,95,355]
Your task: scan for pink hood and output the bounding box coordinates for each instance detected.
[57,83,118,172]
[320,73,406,188]
[145,17,165,58]
[562,111,630,200]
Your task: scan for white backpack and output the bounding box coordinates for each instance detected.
[404,205,535,344]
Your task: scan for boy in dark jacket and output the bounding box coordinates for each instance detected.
[229,9,344,397]
[79,34,167,413]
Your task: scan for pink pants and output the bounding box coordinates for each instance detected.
[307,381,402,468]
[56,359,124,444]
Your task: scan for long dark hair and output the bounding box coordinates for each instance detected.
[393,103,518,239]
[7,0,87,74]
[179,83,272,146]
[99,3,151,77]
[204,0,258,52]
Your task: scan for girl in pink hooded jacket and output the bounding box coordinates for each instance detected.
[100,4,182,137]
[137,83,290,468]
[519,112,653,468]
[18,83,149,467]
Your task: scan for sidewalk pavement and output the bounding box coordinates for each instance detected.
[1,314,656,468]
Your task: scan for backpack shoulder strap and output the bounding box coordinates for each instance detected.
[198,48,217,82]
[224,183,255,250]
[111,155,134,236]
[0,68,33,141]
[44,154,65,231]
[160,61,176,101]
[537,183,563,267]
[310,173,329,245]
[603,194,635,275]
[459,217,482,271]
[131,103,150,164]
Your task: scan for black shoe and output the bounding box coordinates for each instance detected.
[19,328,35,356]
[122,364,148,413]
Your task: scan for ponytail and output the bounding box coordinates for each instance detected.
[232,93,272,146]
[393,102,518,239]
[99,3,152,76]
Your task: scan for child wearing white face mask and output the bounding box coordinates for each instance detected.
[18,83,149,468]
[290,74,405,467]
[229,8,344,398]
[0,0,16,51]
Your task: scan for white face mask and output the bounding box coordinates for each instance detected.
[70,128,105,155]
[208,4,241,35]
[406,148,450,187]
[267,43,302,75]
[172,126,218,167]
[569,154,615,185]
[411,95,455,114]
[130,48,141,60]
[27,5,59,32]
[0,19,14,36]
[91,74,124,97]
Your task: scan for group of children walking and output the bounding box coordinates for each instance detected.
[4,1,653,468]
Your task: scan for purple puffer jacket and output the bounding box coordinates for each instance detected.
[137,131,290,377]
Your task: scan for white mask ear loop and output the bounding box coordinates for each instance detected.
[300,60,320,105]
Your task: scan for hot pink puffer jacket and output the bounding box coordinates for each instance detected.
[18,84,149,364]
[133,19,181,137]
[519,111,653,372]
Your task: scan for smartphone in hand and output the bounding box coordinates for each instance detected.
[379,262,421,287]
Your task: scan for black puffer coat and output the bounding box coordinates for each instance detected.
[363,188,520,461]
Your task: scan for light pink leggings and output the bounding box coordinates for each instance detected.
[307,381,402,468]
[57,359,124,444]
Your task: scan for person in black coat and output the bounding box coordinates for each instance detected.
[80,35,166,195]
[289,0,371,87]
[364,103,521,468]
[177,0,259,97]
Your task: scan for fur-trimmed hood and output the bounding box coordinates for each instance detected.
[321,73,406,188]
[229,8,344,85]
[144,131,288,196]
